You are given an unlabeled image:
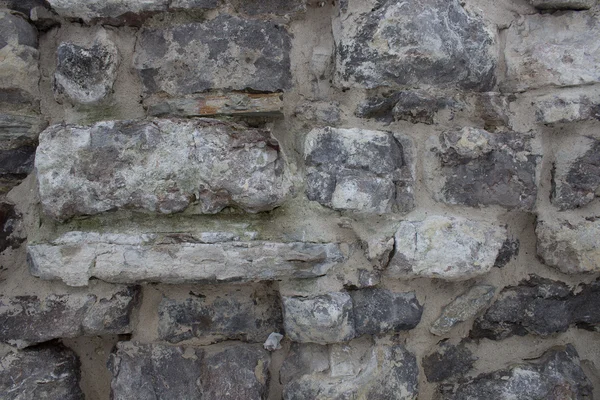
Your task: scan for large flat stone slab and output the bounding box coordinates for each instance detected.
[35,119,291,221]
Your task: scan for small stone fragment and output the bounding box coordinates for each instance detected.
[0,202,24,252]
[493,238,520,268]
[431,285,496,336]
[264,332,284,351]
[294,101,341,126]
[529,0,595,10]
[423,341,476,383]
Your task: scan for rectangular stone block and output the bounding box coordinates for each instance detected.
[535,92,600,124]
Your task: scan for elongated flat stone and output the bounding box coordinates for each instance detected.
[27,232,344,287]
[35,119,291,221]
[431,285,496,336]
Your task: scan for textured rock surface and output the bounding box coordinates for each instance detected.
[441,345,593,399]
[28,232,344,286]
[387,216,507,280]
[0,12,39,97]
[35,119,291,221]
[333,0,497,91]
[0,345,84,400]
[0,284,140,347]
[230,0,306,16]
[431,285,496,336]
[356,91,451,125]
[426,128,539,210]
[505,12,600,91]
[135,15,291,95]
[304,127,414,213]
[158,284,283,343]
[529,0,595,9]
[0,89,47,151]
[423,341,476,383]
[0,202,24,252]
[535,93,600,124]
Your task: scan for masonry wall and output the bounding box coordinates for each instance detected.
[0,0,600,399]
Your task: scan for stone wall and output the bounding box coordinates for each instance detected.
[0,0,599,398]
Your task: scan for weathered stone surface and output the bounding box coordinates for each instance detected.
[0,0,49,14]
[529,0,595,10]
[304,127,414,213]
[0,12,39,94]
[505,12,600,91]
[431,285,496,336]
[28,232,344,286]
[0,89,47,150]
[47,0,169,22]
[230,0,306,16]
[441,345,593,399]
[552,136,600,210]
[536,93,600,125]
[135,15,292,95]
[0,284,140,348]
[426,128,540,210]
[35,119,291,221]
[333,0,497,91]
[387,216,508,281]
[350,288,423,336]
[472,277,600,340]
[283,338,419,400]
[294,101,341,126]
[158,284,283,343]
[536,214,600,274]
[423,341,476,383]
[0,202,24,252]
[493,238,520,268]
[0,145,36,193]
[282,292,355,344]
[0,345,84,400]
[280,343,329,385]
[54,32,119,105]
[356,91,450,125]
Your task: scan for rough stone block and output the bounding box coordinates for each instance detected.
[0,12,39,97]
[35,119,291,221]
[28,232,344,287]
[0,89,47,151]
[294,101,341,126]
[423,341,476,383]
[229,0,306,16]
[426,128,540,210]
[304,127,414,213]
[333,0,497,91]
[279,343,329,385]
[356,91,450,125]
[535,93,600,125]
[0,345,84,400]
[0,202,24,252]
[135,15,292,96]
[387,216,508,281]
[529,0,595,9]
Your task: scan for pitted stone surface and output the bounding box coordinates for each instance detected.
[387,216,507,281]
[333,0,497,91]
[304,127,414,213]
[27,232,344,286]
[431,285,496,336]
[135,15,292,96]
[35,119,291,221]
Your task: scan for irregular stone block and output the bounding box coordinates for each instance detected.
[0,145,36,193]
[387,216,508,281]
[536,214,600,274]
[505,12,600,91]
[35,119,291,221]
[430,285,496,336]
[135,15,292,96]
[0,345,84,400]
[282,292,355,344]
[441,345,593,399]
[304,127,414,213]
[0,89,47,151]
[0,284,140,348]
[283,338,419,399]
[493,238,520,268]
[333,0,497,91]
[552,136,600,210]
[279,343,329,385]
[28,232,344,287]
[423,341,476,383]
[529,0,595,10]
[158,284,283,343]
[350,288,423,336]
[535,93,600,125]
[47,0,168,22]
[294,101,341,126]
[229,0,306,16]
[356,91,450,125]
[0,12,39,97]
[426,128,540,210]
[54,31,119,105]
[471,276,600,340]
[0,0,49,14]
[0,202,24,252]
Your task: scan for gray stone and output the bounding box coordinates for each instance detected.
[135,15,292,96]
[158,284,283,343]
[529,0,595,10]
[28,232,344,287]
[350,288,423,336]
[441,345,593,399]
[504,12,600,91]
[47,0,167,22]
[0,0,49,14]
[280,343,329,385]
[552,136,600,210]
[282,292,355,344]
[54,32,119,105]
[493,238,520,268]
[426,128,540,210]
[423,341,476,383]
[387,216,508,281]
[230,0,306,16]
[35,119,291,221]
[0,202,24,253]
[0,284,140,348]
[536,214,600,274]
[356,91,450,125]
[0,89,47,151]
[0,345,84,400]
[283,338,419,400]
[535,93,600,125]
[263,332,283,351]
[431,285,496,336]
[294,101,341,126]
[304,127,414,213]
[170,0,218,10]
[333,0,497,91]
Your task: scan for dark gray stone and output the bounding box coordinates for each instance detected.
[0,88,46,151]
[0,202,24,253]
[356,91,450,125]
[0,145,35,193]
[333,0,497,91]
[535,93,600,125]
[350,288,423,336]
[529,0,595,10]
[441,345,593,400]
[135,15,292,96]
[0,12,38,49]
[158,284,283,344]
[423,341,476,383]
[0,345,84,400]
[493,238,520,268]
[0,0,50,14]
[230,0,306,16]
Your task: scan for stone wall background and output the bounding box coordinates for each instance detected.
[0,0,600,398]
